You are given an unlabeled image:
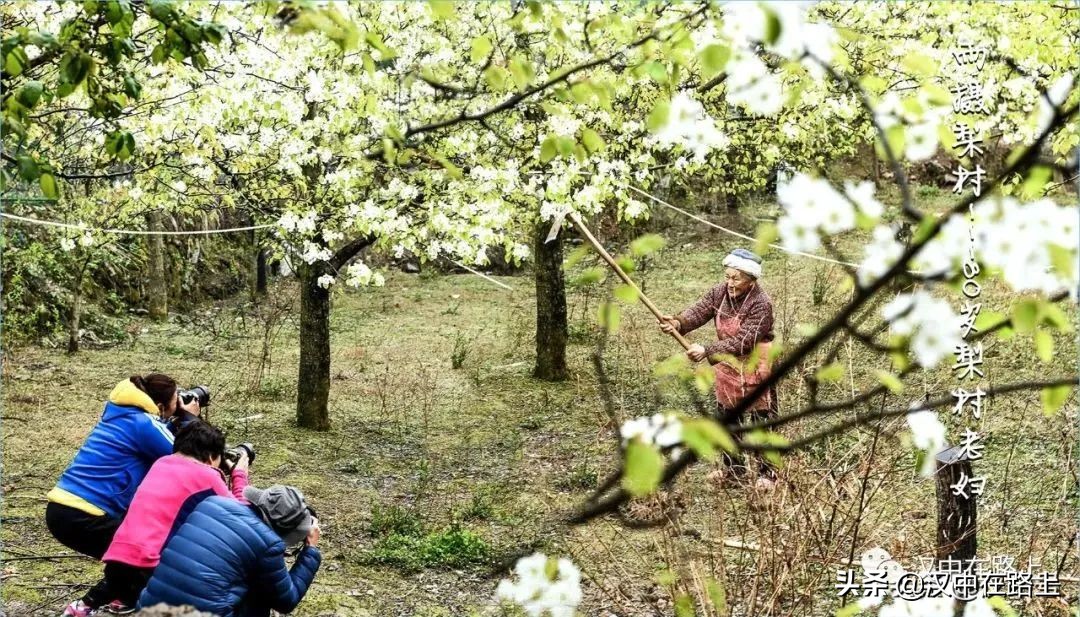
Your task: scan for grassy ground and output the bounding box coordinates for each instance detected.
[2,187,1077,616]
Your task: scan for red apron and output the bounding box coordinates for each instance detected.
[713,308,773,412]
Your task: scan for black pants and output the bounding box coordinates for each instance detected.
[45,502,122,560]
[83,562,153,608]
[719,404,778,479]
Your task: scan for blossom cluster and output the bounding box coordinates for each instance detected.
[775,172,884,253]
[653,92,729,162]
[883,290,964,369]
[620,412,683,449]
[496,552,582,617]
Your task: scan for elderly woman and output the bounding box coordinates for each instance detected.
[659,248,777,486]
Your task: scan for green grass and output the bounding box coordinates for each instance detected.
[2,187,1076,616]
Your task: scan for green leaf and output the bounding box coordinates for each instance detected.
[693,365,714,394]
[4,49,26,77]
[433,154,462,179]
[1011,299,1039,334]
[509,55,535,91]
[835,602,864,617]
[123,74,142,100]
[706,578,727,615]
[483,66,509,91]
[860,75,887,94]
[540,136,557,163]
[16,81,43,108]
[875,124,905,161]
[622,440,664,497]
[755,222,777,256]
[901,53,937,77]
[1040,384,1072,416]
[1020,166,1052,199]
[612,284,638,304]
[598,301,621,333]
[674,593,694,617]
[1034,330,1053,363]
[629,233,665,257]
[581,128,605,153]
[470,35,492,63]
[147,0,175,22]
[428,0,455,19]
[762,6,781,44]
[873,370,904,394]
[39,172,59,200]
[203,22,226,46]
[815,362,845,383]
[645,61,668,84]
[615,256,636,273]
[1047,244,1076,283]
[647,98,670,134]
[922,83,952,107]
[1040,303,1073,333]
[16,155,38,181]
[556,136,575,157]
[684,418,736,458]
[564,244,590,269]
[700,43,730,80]
[972,310,1007,333]
[571,267,604,286]
[150,43,167,64]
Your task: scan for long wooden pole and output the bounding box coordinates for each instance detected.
[566,212,692,350]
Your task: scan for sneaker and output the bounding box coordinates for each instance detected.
[101,601,134,615]
[62,600,94,617]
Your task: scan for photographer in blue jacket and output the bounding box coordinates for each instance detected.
[45,374,201,559]
[139,484,322,617]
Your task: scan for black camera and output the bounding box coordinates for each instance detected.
[222,442,256,473]
[179,385,211,409]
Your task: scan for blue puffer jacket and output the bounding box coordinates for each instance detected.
[52,379,175,519]
[138,496,322,617]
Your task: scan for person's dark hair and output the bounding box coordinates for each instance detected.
[130,373,178,408]
[172,421,226,464]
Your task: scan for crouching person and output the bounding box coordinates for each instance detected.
[66,421,248,616]
[139,485,322,617]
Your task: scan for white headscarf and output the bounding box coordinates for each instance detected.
[722,248,763,279]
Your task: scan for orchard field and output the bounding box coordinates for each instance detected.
[1,2,1078,617]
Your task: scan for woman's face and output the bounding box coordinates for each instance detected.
[724,267,755,297]
[159,390,179,419]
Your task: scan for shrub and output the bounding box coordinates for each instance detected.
[363,525,490,571]
[369,503,423,538]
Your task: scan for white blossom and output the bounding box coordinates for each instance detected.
[60,237,76,251]
[654,92,729,159]
[906,409,946,476]
[496,553,582,617]
[776,172,852,251]
[882,290,963,368]
[344,261,385,287]
[620,412,683,448]
[843,180,884,219]
[905,120,939,161]
[857,226,905,286]
[78,232,94,247]
[316,274,335,289]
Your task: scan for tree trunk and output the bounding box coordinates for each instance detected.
[66,281,82,354]
[296,262,332,430]
[146,212,168,320]
[533,221,568,381]
[935,445,977,563]
[256,248,268,296]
